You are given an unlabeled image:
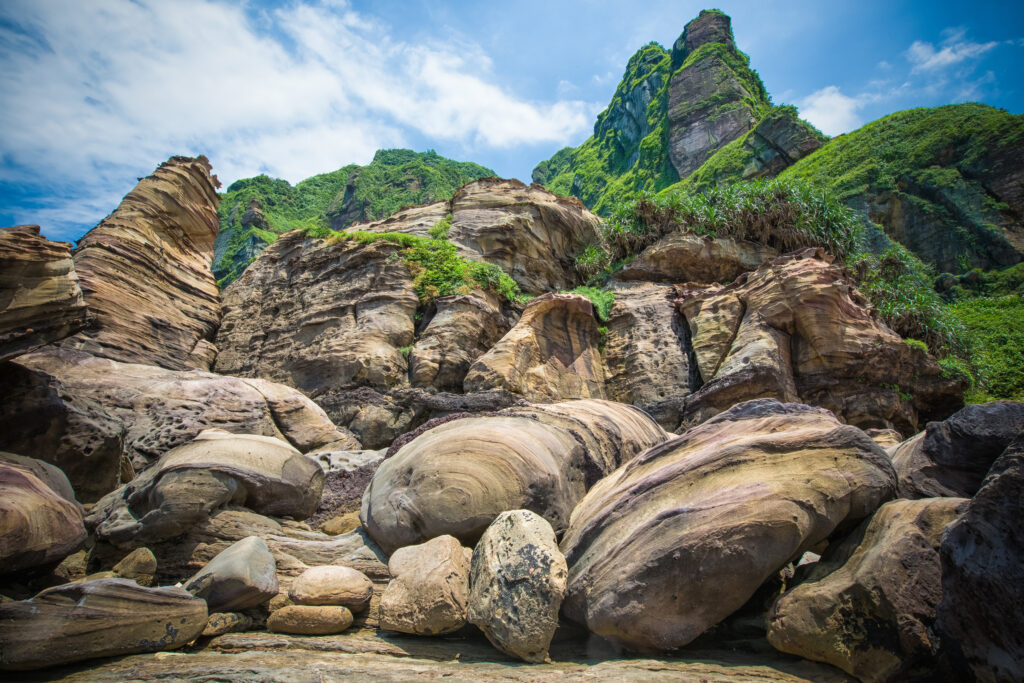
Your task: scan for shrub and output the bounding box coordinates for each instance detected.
[948,295,1024,402]
[570,287,616,322]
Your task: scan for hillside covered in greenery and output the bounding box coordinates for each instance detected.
[213,149,494,284]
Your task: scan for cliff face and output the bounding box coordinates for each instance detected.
[60,156,221,371]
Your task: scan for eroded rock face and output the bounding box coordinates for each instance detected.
[0,225,88,363]
[0,454,86,574]
[360,399,668,554]
[0,347,356,501]
[378,535,471,635]
[560,399,897,651]
[185,536,278,612]
[468,511,567,663]
[616,233,778,284]
[215,231,418,397]
[935,441,1024,682]
[0,578,207,670]
[464,293,606,401]
[656,249,963,434]
[89,431,324,548]
[767,497,967,682]
[890,401,1024,499]
[60,156,221,371]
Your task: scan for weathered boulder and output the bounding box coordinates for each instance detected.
[378,535,471,635]
[655,249,963,435]
[410,292,512,391]
[184,536,278,612]
[0,578,207,670]
[215,230,418,396]
[468,510,567,663]
[890,401,1024,499]
[60,156,221,371]
[112,547,158,586]
[464,293,607,401]
[767,497,967,682]
[89,431,324,548]
[617,233,778,284]
[203,611,254,637]
[0,455,85,574]
[0,451,78,505]
[0,225,88,363]
[560,399,897,651]
[935,440,1024,682]
[0,347,355,502]
[289,565,373,611]
[361,399,668,554]
[267,605,353,635]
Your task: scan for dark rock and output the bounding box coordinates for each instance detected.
[185,536,279,612]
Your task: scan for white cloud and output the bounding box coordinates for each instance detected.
[906,28,998,73]
[797,86,872,136]
[0,0,593,239]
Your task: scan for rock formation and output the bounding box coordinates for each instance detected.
[0,225,88,362]
[616,233,778,284]
[61,156,222,371]
[184,536,279,612]
[378,535,472,635]
[289,565,374,612]
[560,399,897,651]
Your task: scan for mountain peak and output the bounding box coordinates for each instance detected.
[672,9,734,66]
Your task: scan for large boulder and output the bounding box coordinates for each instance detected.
[184,536,278,612]
[378,535,472,635]
[0,347,356,502]
[655,249,963,434]
[60,156,221,371]
[0,578,207,670]
[88,431,324,548]
[890,401,1024,499]
[560,399,897,651]
[360,399,668,554]
[464,293,607,401]
[935,440,1024,682]
[467,511,567,663]
[0,454,85,574]
[289,565,373,611]
[0,225,88,363]
[767,497,967,682]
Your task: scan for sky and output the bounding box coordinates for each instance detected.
[1,0,1022,243]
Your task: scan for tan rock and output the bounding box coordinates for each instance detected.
[468,510,567,663]
[617,232,777,283]
[0,578,207,670]
[767,497,967,682]
[464,293,606,401]
[60,156,221,371]
[267,605,353,635]
[321,512,361,536]
[560,399,897,651]
[378,535,471,635]
[112,547,157,586]
[202,612,254,637]
[0,225,88,363]
[289,565,373,611]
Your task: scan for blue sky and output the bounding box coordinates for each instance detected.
[2,0,1022,243]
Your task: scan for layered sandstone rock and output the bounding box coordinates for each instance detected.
[890,401,1024,499]
[0,578,207,670]
[654,249,962,434]
[560,399,897,651]
[0,347,356,501]
[378,535,471,635]
[361,399,668,554]
[61,156,221,371]
[616,233,778,284]
[89,431,324,548]
[767,497,967,682]
[464,293,606,401]
[0,225,88,362]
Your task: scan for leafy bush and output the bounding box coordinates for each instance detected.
[903,338,929,354]
[575,244,612,278]
[948,295,1024,402]
[570,287,616,322]
[428,213,452,239]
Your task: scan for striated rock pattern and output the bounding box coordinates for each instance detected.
[464,293,607,401]
[378,535,472,635]
[0,454,86,574]
[0,347,356,501]
[560,399,897,651]
[0,225,88,362]
[61,156,221,371]
[617,233,779,284]
[361,399,668,554]
[890,401,1024,499]
[935,440,1024,682]
[654,249,963,434]
[185,536,278,612]
[89,431,324,548]
[215,230,417,397]
[0,578,207,670]
[468,511,568,663]
[767,497,967,682]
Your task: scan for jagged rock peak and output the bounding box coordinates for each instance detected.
[672,9,735,65]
